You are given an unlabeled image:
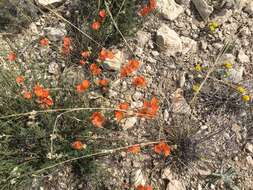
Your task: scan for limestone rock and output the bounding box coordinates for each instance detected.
[192,0,213,20]
[36,0,64,7]
[157,0,184,20]
[181,36,197,54]
[45,26,67,41]
[156,24,182,56]
[171,88,191,115]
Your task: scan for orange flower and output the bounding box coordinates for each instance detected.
[91,112,105,128]
[76,80,90,93]
[99,9,107,18]
[129,60,140,70]
[133,76,146,87]
[81,51,90,58]
[139,6,150,16]
[99,49,114,61]
[115,111,124,121]
[16,76,25,84]
[149,0,157,10]
[119,102,129,110]
[34,84,49,98]
[97,79,109,86]
[63,37,71,47]
[79,60,86,65]
[62,37,71,55]
[40,38,49,46]
[115,102,129,121]
[71,141,86,150]
[136,185,153,190]
[120,60,140,77]
[154,141,171,157]
[91,21,101,30]
[81,80,90,89]
[138,97,159,119]
[127,145,141,154]
[23,91,32,99]
[40,97,53,107]
[90,63,102,75]
[7,52,16,61]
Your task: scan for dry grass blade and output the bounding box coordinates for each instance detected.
[104,0,134,55]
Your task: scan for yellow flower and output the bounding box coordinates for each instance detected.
[192,84,200,93]
[209,21,219,32]
[223,61,233,69]
[195,64,202,72]
[242,95,250,102]
[237,86,246,94]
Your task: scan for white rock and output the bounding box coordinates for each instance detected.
[245,143,253,153]
[37,0,64,6]
[156,24,182,56]
[123,117,137,130]
[132,91,143,101]
[136,31,151,47]
[171,88,191,115]
[48,62,60,74]
[192,0,213,20]
[132,169,146,187]
[157,0,184,20]
[45,27,66,41]
[246,156,253,166]
[163,110,169,121]
[162,168,174,180]
[227,67,244,83]
[244,1,253,14]
[181,36,197,54]
[237,50,250,63]
[167,179,185,190]
[104,50,125,71]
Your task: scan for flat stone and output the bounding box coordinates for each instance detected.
[156,24,182,56]
[45,26,67,41]
[192,0,213,20]
[136,31,151,47]
[171,88,191,115]
[237,50,250,63]
[167,179,185,190]
[36,0,64,6]
[227,67,244,83]
[181,36,197,54]
[122,117,137,130]
[157,0,184,20]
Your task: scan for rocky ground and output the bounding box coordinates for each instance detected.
[1,0,253,189]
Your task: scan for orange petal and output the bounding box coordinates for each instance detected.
[115,111,124,121]
[127,145,141,154]
[91,112,105,128]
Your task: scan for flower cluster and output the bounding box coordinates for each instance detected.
[62,36,72,55]
[115,102,129,121]
[7,52,17,62]
[136,184,153,190]
[154,141,171,157]
[127,144,141,154]
[34,84,53,108]
[91,9,107,30]
[120,59,140,77]
[236,86,251,102]
[40,38,49,46]
[71,140,87,150]
[139,0,157,16]
[91,112,105,128]
[76,80,90,93]
[137,97,159,119]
